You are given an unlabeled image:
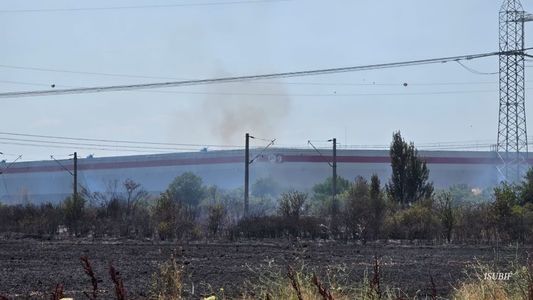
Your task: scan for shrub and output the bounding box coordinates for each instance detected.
[63,195,87,236]
[207,203,227,237]
[384,199,441,240]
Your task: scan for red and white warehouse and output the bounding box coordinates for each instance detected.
[0,148,518,204]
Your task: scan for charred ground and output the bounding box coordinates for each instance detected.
[0,239,530,299]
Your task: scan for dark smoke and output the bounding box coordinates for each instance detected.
[175,76,291,145]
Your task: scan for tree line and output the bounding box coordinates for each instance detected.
[0,131,532,244]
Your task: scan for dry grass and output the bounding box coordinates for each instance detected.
[238,257,412,300]
[452,260,532,300]
[149,255,184,300]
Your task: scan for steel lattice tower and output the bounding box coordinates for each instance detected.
[497,0,528,182]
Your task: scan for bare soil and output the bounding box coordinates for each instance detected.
[0,239,530,299]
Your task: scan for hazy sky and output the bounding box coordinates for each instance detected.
[0,0,532,161]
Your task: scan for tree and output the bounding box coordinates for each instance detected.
[519,167,533,205]
[386,131,433,205]
[491,183,521,240]
[310,176,350,216]
[252,177,283,198]
[152,173,206,240]
[344,176,371,241]
[167,172,205,209]
[368,174,386,240]
[312,176,351,197]
[166,172,205,224]
[436,192,455,242]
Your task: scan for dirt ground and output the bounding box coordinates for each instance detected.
[0,239,530,299]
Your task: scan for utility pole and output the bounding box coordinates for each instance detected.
[244,134,250,218]
[327,138,339,235]
[332,138,337,200]
[73,152,78,200]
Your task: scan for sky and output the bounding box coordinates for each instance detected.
[0,0,532,161]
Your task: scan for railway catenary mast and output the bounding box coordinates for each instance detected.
[497,0,532,182]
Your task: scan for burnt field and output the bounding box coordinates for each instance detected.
[0,239,531,299]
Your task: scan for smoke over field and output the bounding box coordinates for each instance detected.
[175,77,291,145]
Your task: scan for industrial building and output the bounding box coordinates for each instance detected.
[0,148,514,204]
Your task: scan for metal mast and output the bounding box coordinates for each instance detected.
[497,0,528,182]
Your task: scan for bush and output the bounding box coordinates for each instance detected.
[63,195,87,236]
[384,199,441,240]
[207,203,226,237]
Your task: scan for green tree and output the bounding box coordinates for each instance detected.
[310,176,350,216]
[519,167,533,205]
[491,183,521,240]
[312,176,351,197]
[252,177,282,198]
[167,172,205,209]
[386,131,433,205]
[165,172,205,227]
[344,176,371,241]
[369,174,386,240]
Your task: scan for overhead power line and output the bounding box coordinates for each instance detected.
[0,0,291,13]
[0,64,509,87]
[3,78,529,97]
[0,77,508,89]
[1,49,528,99]
[0,64,182,80]
[0,131,242,148]
[0,137,199,152]
[455,61,499,75]
[82,87,533,97]
[0,141,178,153]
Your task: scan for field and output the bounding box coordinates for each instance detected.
[0,239,531,299]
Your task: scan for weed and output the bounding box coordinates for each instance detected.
[429,274,437,300]
[150,255,184,300]
[312,273,334,300]
[287,265,304,300]
[527,253,532,300]
[80,256,98,299]
[50,283,64,300]
[109,263,127,300]
[369,255,382,299]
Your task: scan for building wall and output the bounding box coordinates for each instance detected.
[0,149,506,204]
